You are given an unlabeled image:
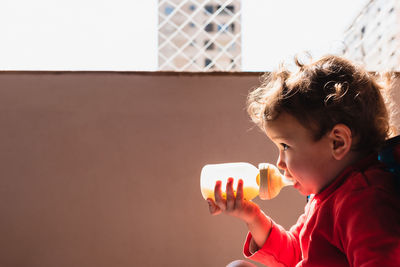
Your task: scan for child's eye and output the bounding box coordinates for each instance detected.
[280,143,289,151]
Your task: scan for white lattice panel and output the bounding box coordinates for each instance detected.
[158,0,242,71]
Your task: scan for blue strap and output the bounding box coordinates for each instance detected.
[378,135,400,178]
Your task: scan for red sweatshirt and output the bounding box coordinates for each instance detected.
[243,153,400,266]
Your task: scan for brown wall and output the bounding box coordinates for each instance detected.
[0,72,398,267]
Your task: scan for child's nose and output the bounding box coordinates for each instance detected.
[276,154,286,170]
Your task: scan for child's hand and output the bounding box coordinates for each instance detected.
[207,178,261,224]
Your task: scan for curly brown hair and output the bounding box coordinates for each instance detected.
[247,55,394,152]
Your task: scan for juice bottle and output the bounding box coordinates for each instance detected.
[200,162,293,201]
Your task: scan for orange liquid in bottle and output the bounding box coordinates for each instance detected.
[201,186,260,201]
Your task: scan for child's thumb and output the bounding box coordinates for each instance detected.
[207,198,222,215]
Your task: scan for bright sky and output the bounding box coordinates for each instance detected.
[242,0,369,71]
[0,0,368,71]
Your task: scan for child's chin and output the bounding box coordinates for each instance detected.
[298,190,309,196]
[295,185,313,196]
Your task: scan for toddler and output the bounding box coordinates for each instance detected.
[207,55,400,266]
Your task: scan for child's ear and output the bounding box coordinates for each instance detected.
[329,124,352,160]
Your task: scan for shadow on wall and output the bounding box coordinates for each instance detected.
[0,72,398,267]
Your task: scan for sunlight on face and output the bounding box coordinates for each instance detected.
[265,112,336,195]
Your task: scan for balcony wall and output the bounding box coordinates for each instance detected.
[0,72,398,267]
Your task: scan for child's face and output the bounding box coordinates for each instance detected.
[265,112,336,195]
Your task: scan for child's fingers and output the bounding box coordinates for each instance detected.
[207,198,222,215]
[226,177,235,211]
[214,180,226,211]
[235,179,244,209]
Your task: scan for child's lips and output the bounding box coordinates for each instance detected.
[285,174,299,188]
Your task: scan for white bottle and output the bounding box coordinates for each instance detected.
[200,162,293,201]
